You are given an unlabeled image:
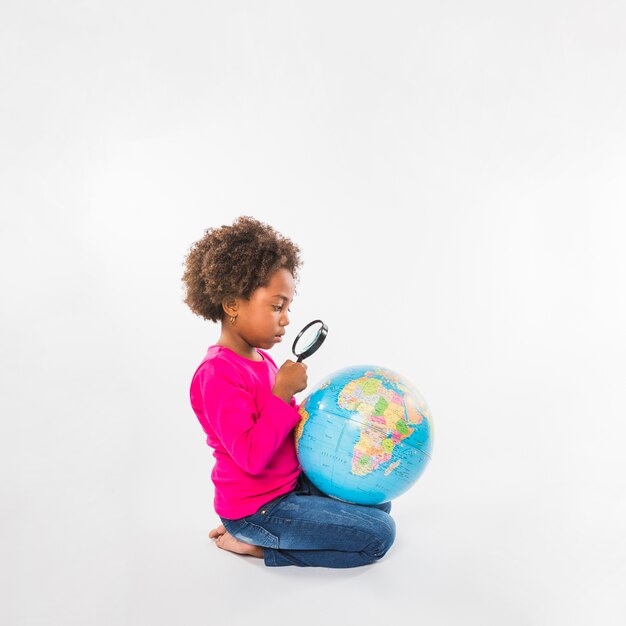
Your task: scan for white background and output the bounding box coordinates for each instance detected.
[2,2,625,625]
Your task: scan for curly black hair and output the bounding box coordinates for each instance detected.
[181,215,303,323]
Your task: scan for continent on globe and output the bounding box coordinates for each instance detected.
[293,406,309,454]
[339,373,417,476]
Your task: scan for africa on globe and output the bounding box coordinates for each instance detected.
[294,365,433,505]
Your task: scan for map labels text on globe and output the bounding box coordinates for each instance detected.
[294,365,433,505]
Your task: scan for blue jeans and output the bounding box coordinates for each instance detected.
[219,471,395,568]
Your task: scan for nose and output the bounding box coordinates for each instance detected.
[281,310,290,326]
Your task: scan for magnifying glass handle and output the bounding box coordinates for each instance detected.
[296,355,304,363]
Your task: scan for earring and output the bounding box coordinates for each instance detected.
[230,316,237,324]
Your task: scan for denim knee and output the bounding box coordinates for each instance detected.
[368,515,396,561]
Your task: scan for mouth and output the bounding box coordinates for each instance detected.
[274,333,285,341]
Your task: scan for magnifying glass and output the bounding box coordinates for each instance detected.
[292,319,328,362]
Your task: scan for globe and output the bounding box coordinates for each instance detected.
[294,365,433,505]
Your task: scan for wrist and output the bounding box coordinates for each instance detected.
[271,385,292,404]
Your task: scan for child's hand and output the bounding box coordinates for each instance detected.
[272,359,308,403]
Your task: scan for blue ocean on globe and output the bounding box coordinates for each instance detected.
[294,364,433,505]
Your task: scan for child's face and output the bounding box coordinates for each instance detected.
[237,267,295,349]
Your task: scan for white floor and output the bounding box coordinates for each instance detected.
[5,430,625,626]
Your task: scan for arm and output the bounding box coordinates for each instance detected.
[198,360,302,475]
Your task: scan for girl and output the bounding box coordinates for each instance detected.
[182,215,395,568]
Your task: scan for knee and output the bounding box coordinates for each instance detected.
[369,516,396,561]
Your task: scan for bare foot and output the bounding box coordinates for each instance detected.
[208,524,264,559]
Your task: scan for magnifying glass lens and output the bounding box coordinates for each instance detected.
[294,323,322,353]
[292,319,328,362]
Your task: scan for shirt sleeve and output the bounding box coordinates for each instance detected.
[197,358,303,475]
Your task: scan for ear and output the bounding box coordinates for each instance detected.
[221,298,239,318]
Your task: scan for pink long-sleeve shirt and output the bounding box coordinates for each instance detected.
[189,344,302,519]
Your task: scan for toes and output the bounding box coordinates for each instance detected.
[208,524,227,539]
